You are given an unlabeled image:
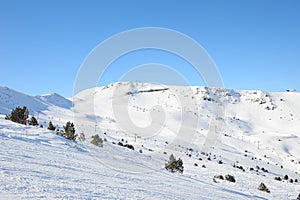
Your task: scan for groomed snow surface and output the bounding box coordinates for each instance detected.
[0,83,299,199]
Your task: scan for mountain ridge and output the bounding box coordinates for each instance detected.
[0,83,299,199]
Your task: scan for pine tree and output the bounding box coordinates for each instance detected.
[258,182,270,193]
[63,121,77,141]
[48,121,56,131]
[90,134,103,147]
[29,116,38,126]
[5,106,28,125]
[165,154,184,173]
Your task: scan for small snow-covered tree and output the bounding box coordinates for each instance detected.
[63,121,77,141]
[258,182,270,193]
[165,154,184,174]
[48,121,56,131]
[90,134,103,147]
[29,116,38,126]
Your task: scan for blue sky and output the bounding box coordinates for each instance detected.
[0,0,299,97]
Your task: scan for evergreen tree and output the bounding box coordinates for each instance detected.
[90,134,103,147]
[5,106,28,125]
[48,121,56,131]
[63,121,77,141]
[258,182,270,193]
[165,154,184,173]
[29,116,38,126]
[79,132,86,142]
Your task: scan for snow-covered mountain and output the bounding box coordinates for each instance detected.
[0,83,299,199]
[36,93,72,109]
[0,86,73,130]
[0,86,72,114]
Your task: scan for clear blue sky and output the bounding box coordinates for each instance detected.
[1,0,299,97]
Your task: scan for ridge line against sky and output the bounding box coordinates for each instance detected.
[0,0,299,97]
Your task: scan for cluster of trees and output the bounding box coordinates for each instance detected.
[5,106,77,141]
[5,106,38,126]
[6,106,185,173]
[46,121,77,141]
[6,107,109,146]
[5,106,107,146]
[6,107,185,174]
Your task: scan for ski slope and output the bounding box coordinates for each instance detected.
[0,83,299,199]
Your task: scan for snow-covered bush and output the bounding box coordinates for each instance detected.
[29,116,38,126]
[274,176,282,181]
[116,141,134,150]
[90,134,103,147]
[165,154,184,174]
[225,174,236,183]
[124,144,134,150]
[214,175,224,180]
[47,121,56,131]
[258,182,270,193]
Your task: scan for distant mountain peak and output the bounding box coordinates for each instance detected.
[0,86,72,114]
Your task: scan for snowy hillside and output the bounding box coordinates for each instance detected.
[0,86,72,114]
[36,93,72,109]
[0,86,73,130]
[0,83,300,199]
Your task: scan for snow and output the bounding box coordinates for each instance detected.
[36,93,72,109]
[0,83,299,199]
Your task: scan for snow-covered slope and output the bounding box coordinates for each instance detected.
[36,93,72,109]
[0,86,47,114]
[0,83,300,199]
[0,86,72,114]
[0,86,73,129]
[0,115,277,199]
